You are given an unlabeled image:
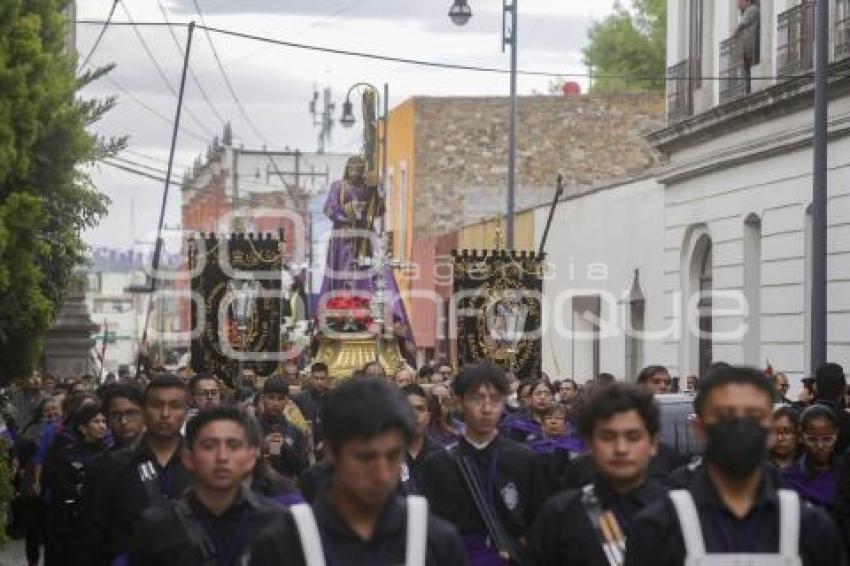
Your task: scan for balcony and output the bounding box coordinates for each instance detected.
[667,60,693,123]
[719,36,749,104]
[777,2,816,76]
[838,1,850,61]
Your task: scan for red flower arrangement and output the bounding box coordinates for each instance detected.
[321,293,373,333]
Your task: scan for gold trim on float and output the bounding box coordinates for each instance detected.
[314,334,405,380]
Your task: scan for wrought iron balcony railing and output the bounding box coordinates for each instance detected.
[719,36,749,104]
[837,0,850,61]
[777,2,816,76]
[667,60,693,124]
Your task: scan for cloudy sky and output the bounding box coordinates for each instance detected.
[78,0,616,248]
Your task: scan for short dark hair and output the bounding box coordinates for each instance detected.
[262,377,289,397]
[311,362,329,374]
[187,374,218,394]
[453,362,510,398]
[693,365,774,416]
[144,374,188,405]
[418,366,435,380]
[104,384,144,410]
[773,405,801,428]
[636,365,669,384]
[186,406,261,449]
[323,377,413,450]
[802,404,840,430]
[815,362,847,401]
[401,383,427,401]
[73,401,105,429]
[576,383,660,438]
[596,373,616,384]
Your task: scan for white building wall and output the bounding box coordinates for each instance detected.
[660,117,850,385]
[536,178,667,382]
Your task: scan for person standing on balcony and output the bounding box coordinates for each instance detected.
[736,0,761,93]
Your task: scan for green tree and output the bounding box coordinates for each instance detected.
[583,0,667,93]
[0,0,124,377]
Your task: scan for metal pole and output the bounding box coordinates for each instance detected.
[138,21,196,375]
[506,0,518,251]
[382,83,389,235]
[811,0,829,373]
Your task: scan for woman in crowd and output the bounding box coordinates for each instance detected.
[41,401,111,565]
[530,404,585,492]
[770,405,800,470]
[502,379,555,443]
[425,385,464,447]
[13,397,63,566]
[782,404,841,511]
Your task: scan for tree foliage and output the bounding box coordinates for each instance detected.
[0,0,125,378]
[583,0,667,93]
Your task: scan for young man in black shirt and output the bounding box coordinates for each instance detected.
[400,383,440,496]
[258,377,309,479]
[248,377,466,566]
[94,375,194,565]
[420,362,543,565]
[530,382,666,566]
[130,406,284,565]
[627,365,847,566]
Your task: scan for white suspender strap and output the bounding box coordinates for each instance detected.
[669,490,707,559]
[290,503,326,566]
[777,489,800,558]
[405,495,429,566]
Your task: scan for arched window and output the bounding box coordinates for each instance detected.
[697,242,713,378]
[744,214,762,365]
[682,225,713,377]
[625,270,645,382]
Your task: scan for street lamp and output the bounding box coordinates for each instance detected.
[448,0,518,251]
[338,81,390,223]
[448,0,472,26]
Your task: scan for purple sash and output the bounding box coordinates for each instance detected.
[461,534,511,566]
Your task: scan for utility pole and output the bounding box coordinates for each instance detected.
[811,0,829,372]
[309,86,335,154]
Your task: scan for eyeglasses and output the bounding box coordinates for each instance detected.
[196,389,220,399]
[108,409,143,422]
[802,434,838,448]
[532,391,553,399]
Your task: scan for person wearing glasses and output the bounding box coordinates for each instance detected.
[781,405,841,511]
[188,374,222,411]
[421,362,545,565]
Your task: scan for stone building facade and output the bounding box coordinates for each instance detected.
[384,93,666,264]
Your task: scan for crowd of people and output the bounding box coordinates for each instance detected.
[2,358,850,565]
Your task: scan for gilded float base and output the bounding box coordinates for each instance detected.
[313,332,406,380]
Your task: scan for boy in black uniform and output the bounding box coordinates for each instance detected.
[530,382,667,566]
[400,383,440,495]
[420,362,544,565]
[248,377,466,566]
[94,375,194,565]
[627,365,848,566]
[130,406,284,565]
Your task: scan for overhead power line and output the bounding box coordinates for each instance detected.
[119,3,217,139]
[155,0,228,127]
[77,0,121,72]
[190,0,267,143]
[74,19,846,83]
[103,75,211,144]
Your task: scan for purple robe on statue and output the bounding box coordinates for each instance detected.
[319,179,412,336]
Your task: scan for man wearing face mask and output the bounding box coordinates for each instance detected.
[626,365,847,566]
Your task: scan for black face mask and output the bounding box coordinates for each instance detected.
[704,417,767,478]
